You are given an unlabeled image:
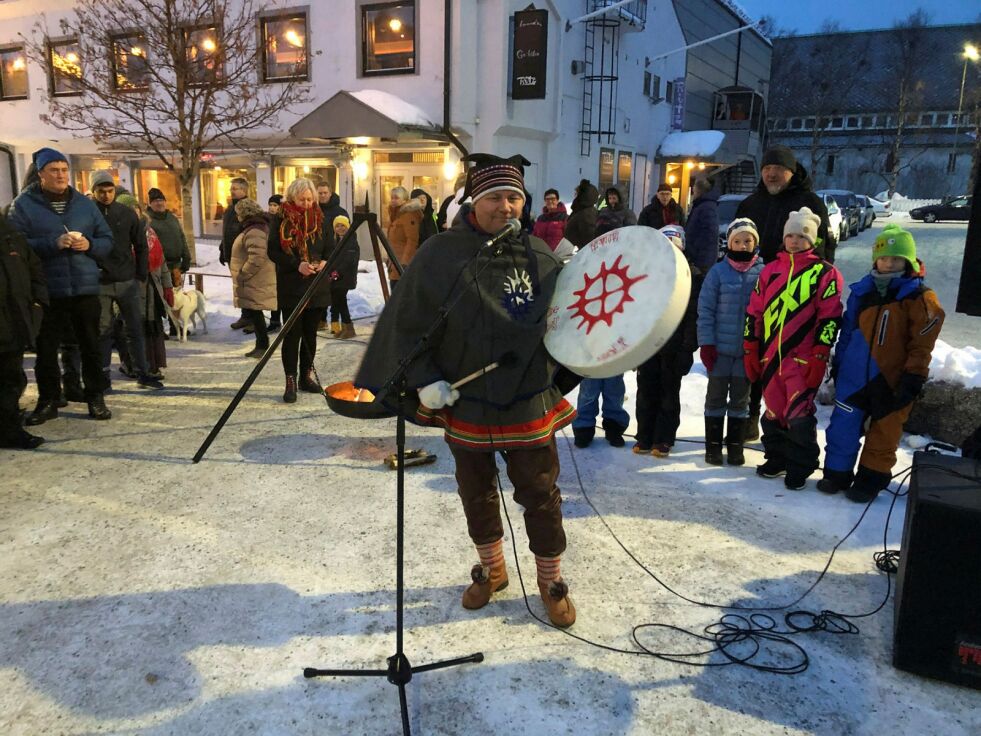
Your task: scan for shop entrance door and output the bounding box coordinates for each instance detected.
[375,164,442,231]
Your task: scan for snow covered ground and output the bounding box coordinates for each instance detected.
[2,239,980,735]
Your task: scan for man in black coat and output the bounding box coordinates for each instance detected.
[638,183,686,230]
[90,171,161,390]
[564,179,599,249]
[735,146,831,263]
[0,214,48,449]
[683,177,720,275]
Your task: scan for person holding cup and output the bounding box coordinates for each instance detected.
[266,177,333,403]
[8,147,114,424]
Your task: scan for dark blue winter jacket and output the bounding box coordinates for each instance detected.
[9,184,113,299]
[697,255,763,362]
[684,190,720,274]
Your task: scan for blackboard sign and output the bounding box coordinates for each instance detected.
[511,9,547,100]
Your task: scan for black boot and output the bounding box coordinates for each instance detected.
[783,415,819,490]
[845,465,890,503]
[602,418,627,448]
[63,376,85,403]
[745,413,761,442]
[572,425,594,448]
[0,428,45,450]
[299,369,322,394]
[87,395,112,420]
[817,468,853,495]
[756,416,787,477]
[26,400,59,426]
[704,416,724,465]
[283,375,297,403]
[725,417,748,466]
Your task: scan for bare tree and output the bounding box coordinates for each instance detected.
[882,9,936,197]
[23,0,312,262]
[757,15,796,39]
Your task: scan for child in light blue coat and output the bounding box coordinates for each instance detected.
[696,218,764,466]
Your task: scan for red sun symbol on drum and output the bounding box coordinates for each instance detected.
[567,255,649,334]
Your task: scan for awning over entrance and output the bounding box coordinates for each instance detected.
[656,130,725,160]
[291,89,445,143]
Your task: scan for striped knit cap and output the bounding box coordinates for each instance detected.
[461,153,530,203]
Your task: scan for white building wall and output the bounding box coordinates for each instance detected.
[0,0,687,216]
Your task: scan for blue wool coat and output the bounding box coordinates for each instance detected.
[9,184,113,299]
[697,256,763,371]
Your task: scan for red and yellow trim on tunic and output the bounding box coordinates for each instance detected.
[415,399,576,450]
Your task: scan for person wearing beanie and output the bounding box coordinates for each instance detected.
[267,194,283,215]
[229,198,276,359]
[735,145,831,264]
[89,169,161,390]
[563,178,599,249]
[410,187,439,245]
[819,225,944,502]
[638,183,686,230]
[355,152,578,629]
[696,217,764,465]
[743,207,844,490]
[633,225,701,458]
[326,214,359,339]
[8,147,115,424]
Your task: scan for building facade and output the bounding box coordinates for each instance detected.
[0,0,771,234]
[767,23,981,199]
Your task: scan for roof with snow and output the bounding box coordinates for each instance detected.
[657,130,726,158]
[290,89,440,142]
[769,23,981,116]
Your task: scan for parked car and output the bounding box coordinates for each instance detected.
[868,196,892,218]
[820,193,844,245]
[910,195,972,222]
[716,193,748,259]
[855,195,876,229]
[817,189,862,237]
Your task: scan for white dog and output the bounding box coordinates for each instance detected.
[170,288,208,342]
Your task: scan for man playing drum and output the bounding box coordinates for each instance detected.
[355,153,578,628]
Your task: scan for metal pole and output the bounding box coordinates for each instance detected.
[952,59,968,173]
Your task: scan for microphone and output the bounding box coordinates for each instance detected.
[481,218,522,254]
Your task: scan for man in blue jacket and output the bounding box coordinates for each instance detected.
[9,147,114,424]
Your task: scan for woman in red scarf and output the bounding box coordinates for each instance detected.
[267,178,333,402]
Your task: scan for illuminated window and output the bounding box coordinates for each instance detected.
[48,39,82,96]
[184,25,221,84]
[0,45,28,100]
[362,2,415,76]
[261,13,308,81]
[111,33,150,91]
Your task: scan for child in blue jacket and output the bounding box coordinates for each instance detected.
[696,218,764,465]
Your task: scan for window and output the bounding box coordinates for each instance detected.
[919,112,933,126]
[665,80,674,104]
[598,148,615,191]
[846,116,860,128]
[362,2,415,76]
[0,45,28,100]
[790,117,803,130]
[261,12,308,82]
[48,38,82,96]
[111,33,149,91]
[643,71,660,101]
[804,117,815,130]
[830,116,843,129]
[184,24,221,84]
[200,167,257,237]
[825,155,836,175]
[617,151,632,204]
[862,115,875,128]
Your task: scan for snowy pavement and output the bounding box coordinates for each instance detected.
[2,241,980,735]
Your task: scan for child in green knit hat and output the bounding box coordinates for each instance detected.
[819,224,945,502]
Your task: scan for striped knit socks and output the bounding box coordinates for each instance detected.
[476,539,505,571]
[535,555,562,585]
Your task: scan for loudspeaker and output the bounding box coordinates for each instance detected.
[894,452,981,688]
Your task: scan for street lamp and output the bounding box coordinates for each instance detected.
[952,43,980,174]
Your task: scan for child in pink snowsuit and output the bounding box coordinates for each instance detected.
[743,207,843,490]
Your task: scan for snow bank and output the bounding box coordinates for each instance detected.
[350,89,437,128]
[930,339,981,388]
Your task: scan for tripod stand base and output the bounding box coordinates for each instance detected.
[303,651,484,735]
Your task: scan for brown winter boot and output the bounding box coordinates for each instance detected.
[538,579,576,628]
[330,320,341,336]
[461,563,509,610]
[336,323,357,340]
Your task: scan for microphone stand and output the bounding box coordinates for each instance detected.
[303,227,522,735]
